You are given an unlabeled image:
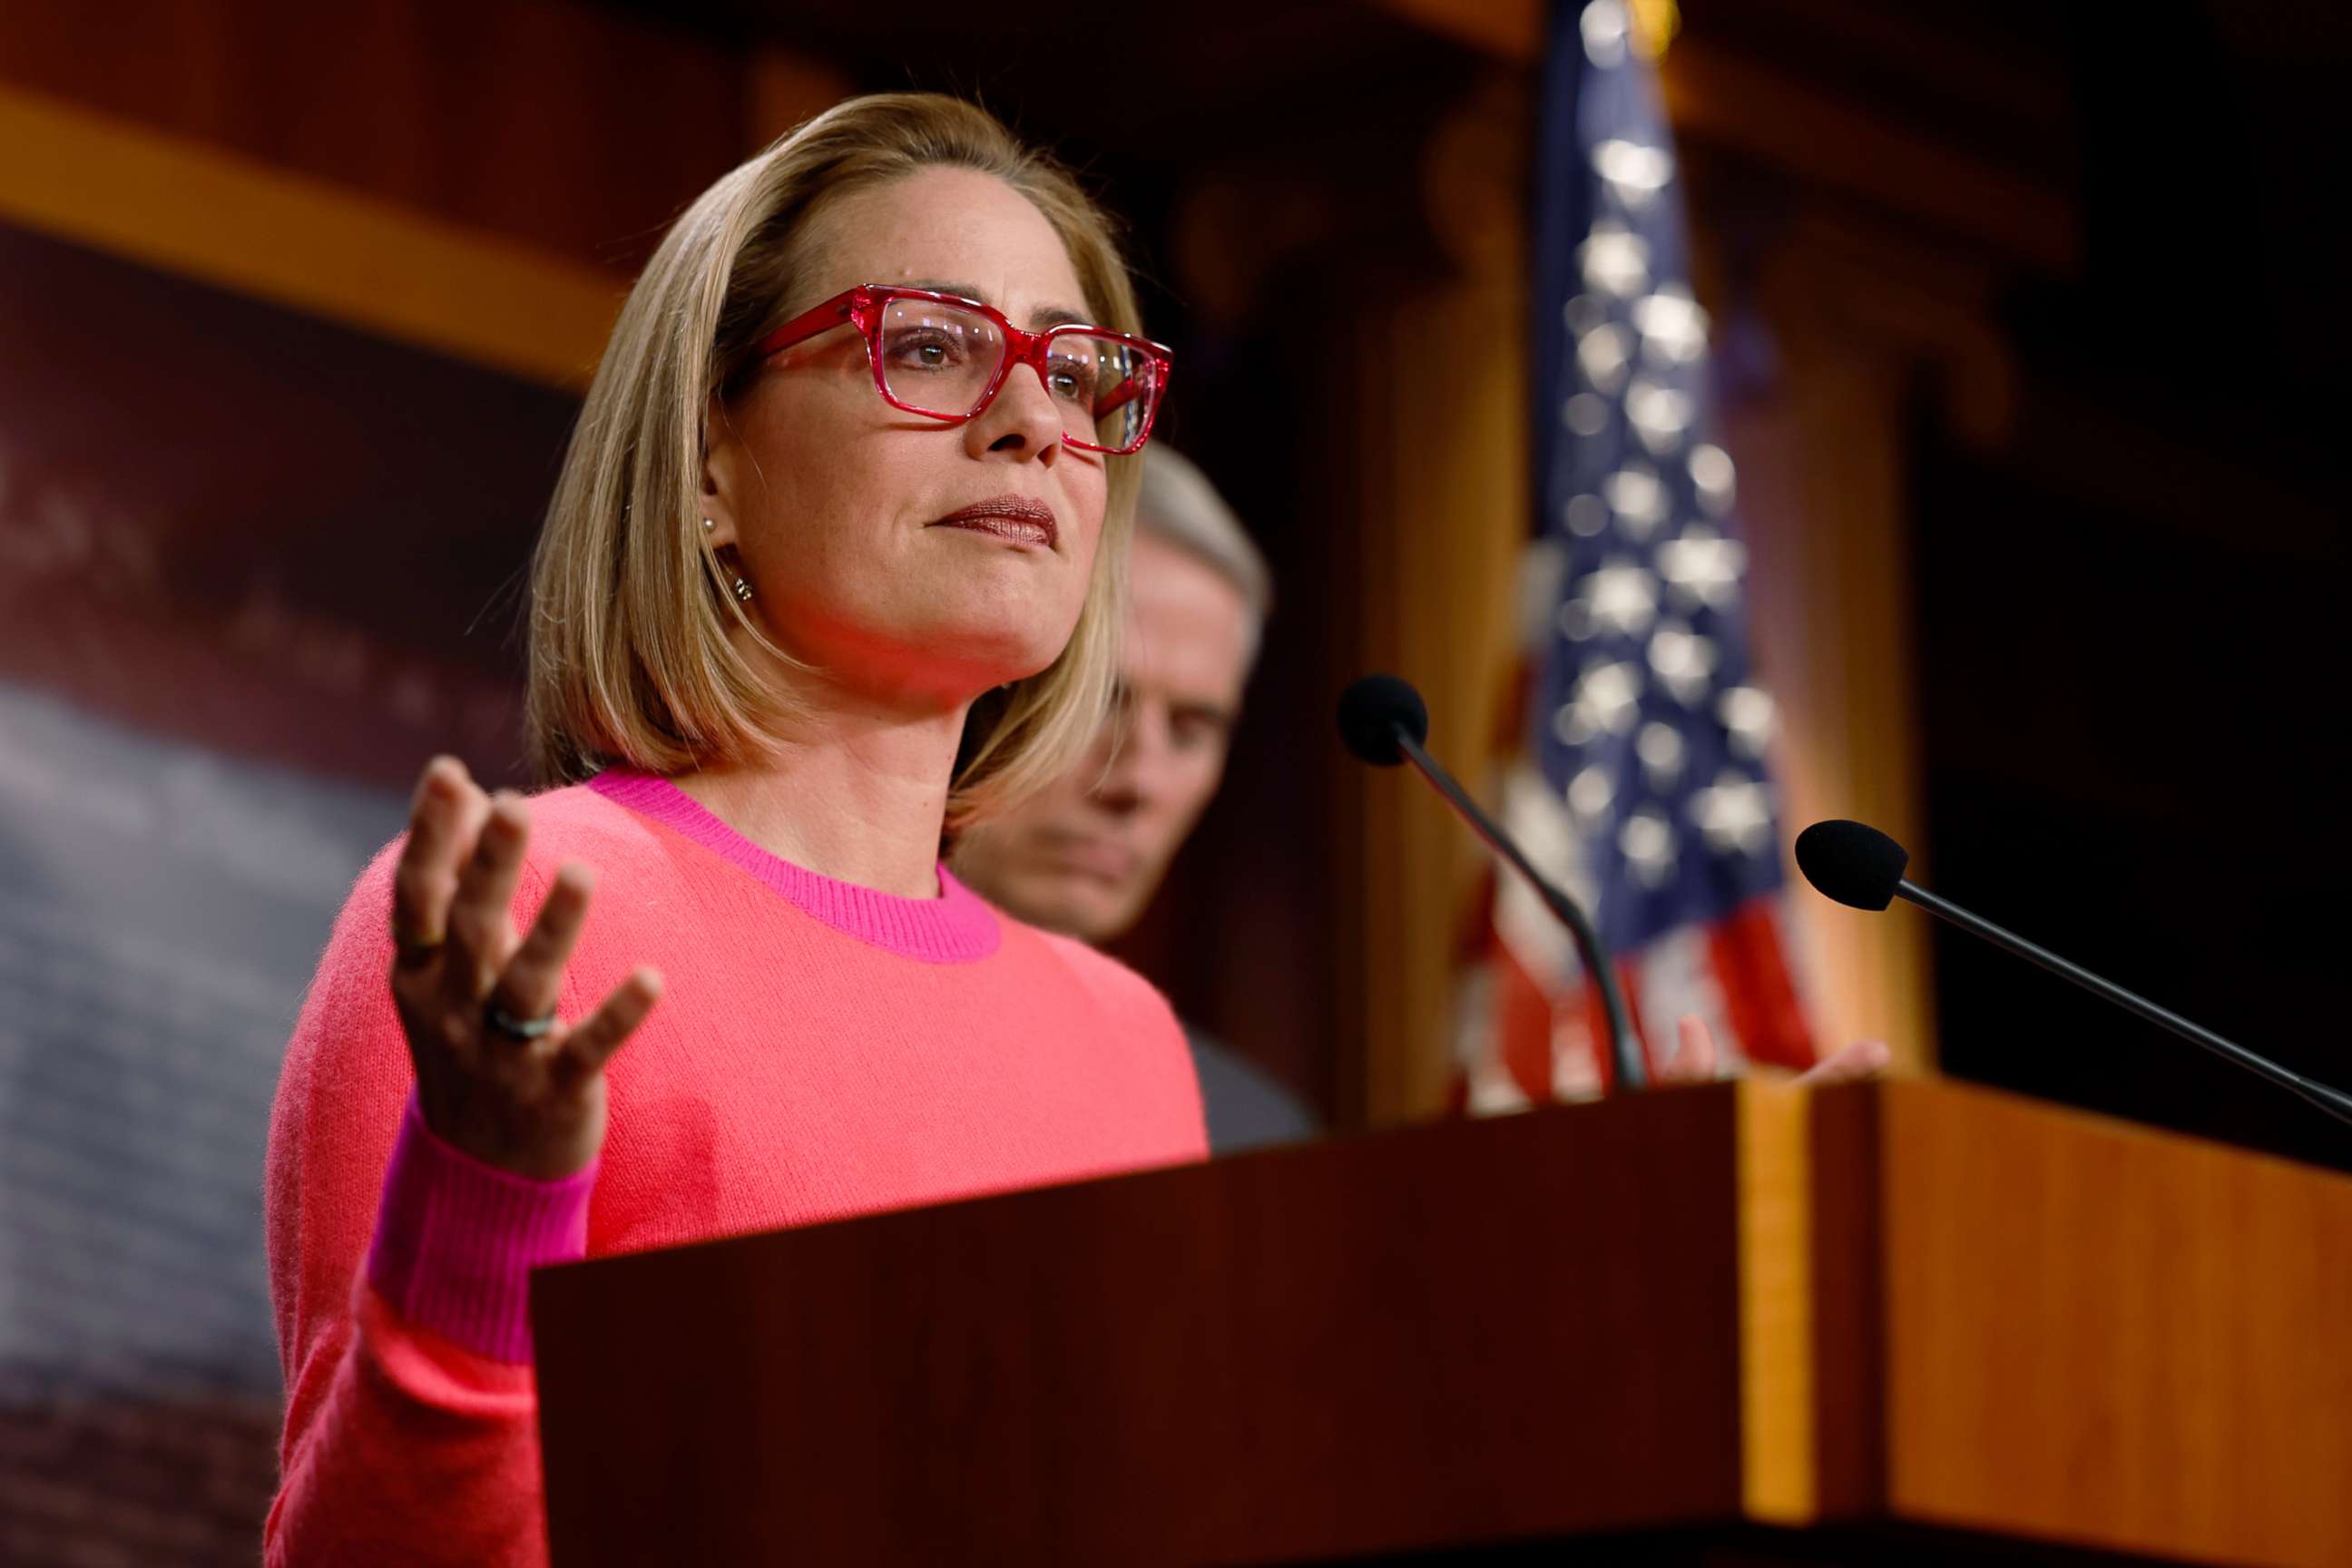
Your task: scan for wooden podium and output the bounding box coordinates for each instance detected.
[531,1079,2351,1565]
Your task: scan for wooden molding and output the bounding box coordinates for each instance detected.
[1370,0,1544,62]
[1660,41,2074,275]
[0,84,622,387]
[1365,0,2074,273]
[1737,1079,1818,1523]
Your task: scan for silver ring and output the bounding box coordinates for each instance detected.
[483,1000,556,1042]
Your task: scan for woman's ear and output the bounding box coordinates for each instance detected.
[701,394,742,548]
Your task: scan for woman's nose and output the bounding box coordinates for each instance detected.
[966,362,1064,459]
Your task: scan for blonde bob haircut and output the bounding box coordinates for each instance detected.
[524,93,1146,831]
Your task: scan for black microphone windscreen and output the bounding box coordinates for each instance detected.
[1336,674,1429,767]
[1794,819,1911,911]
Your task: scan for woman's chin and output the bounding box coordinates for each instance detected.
[860,618,1074,702]
[929,604,1083,679]
[969,632,1073,690]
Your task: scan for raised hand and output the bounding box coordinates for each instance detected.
[387,756,662,1180]
[1658,1014,1892,1087]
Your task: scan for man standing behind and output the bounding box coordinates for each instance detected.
[954,447,1318,1152]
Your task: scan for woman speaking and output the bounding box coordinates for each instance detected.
[263,93,1196,1564]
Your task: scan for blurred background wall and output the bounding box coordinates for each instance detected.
[0,1,2346,1561]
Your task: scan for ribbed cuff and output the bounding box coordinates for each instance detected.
[364,1092,597,1365]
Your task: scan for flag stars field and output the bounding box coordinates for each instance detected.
[1718,686,1778,757]
[1632,287,1709,365]
[1692,773,1776,858]
[1658,527,1745,609]
[1578,223,1651,297]
[1581,559,1661,638]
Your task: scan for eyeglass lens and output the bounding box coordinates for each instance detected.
[877,298,1153,452]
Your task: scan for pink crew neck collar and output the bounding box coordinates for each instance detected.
[586,769,1000,965]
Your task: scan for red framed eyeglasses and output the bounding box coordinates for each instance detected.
[751,285,1172,456]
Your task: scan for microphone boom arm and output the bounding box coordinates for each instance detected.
[1393,730,1647,1092]
[1897,879,2352,1128]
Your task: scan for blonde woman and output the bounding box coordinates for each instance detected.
[263,94,1195,1565]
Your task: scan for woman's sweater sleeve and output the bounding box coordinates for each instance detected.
[263,844,587,1567]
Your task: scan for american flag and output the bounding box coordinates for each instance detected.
[1453,0,1814,1110]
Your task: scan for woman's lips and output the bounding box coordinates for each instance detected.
[931,495,1058,549]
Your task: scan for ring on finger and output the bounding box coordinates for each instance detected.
[483,998,558,1042]
[393,927,446,967]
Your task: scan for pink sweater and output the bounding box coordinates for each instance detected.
[264,769,1208,1565]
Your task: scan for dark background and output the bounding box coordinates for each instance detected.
[0,3,2347,1562]
[1906,4,2349,1173]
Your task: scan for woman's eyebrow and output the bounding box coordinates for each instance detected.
[905,279,1090,330]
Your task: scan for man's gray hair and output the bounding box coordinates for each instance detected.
[1135,445,1273,662]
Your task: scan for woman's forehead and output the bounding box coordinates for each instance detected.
[812,167,1090,326]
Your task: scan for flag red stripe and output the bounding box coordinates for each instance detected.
[1706,899,1816,1069]
[1493,937,1556,1105]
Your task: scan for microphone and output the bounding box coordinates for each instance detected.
[1338,675,1645,1092]
[1794,819,2352,1128]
